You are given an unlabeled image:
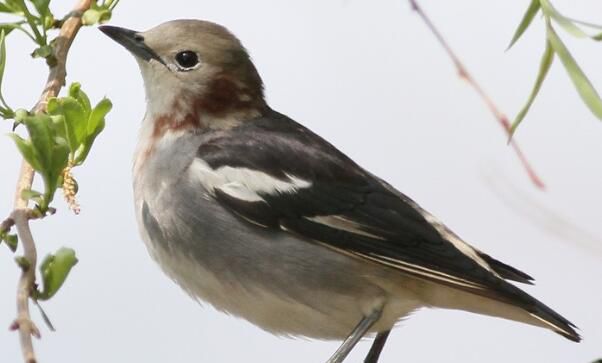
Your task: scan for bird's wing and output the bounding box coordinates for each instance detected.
[190,111,580,341]
[192,110,528,302]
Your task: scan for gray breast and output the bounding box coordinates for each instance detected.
[133,131,420,339]
[136,158,419,338]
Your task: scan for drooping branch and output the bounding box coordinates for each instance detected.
[408,0,546,189]
[9,1,93,363]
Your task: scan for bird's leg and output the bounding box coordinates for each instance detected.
[325,309,382,363]
[364,330,391,363]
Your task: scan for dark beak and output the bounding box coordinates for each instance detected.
[99,25,165,65]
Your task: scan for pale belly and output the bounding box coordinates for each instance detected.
[135,175,423,339]
[131,129,423,339]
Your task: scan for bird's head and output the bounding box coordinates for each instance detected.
[100,19,266,134]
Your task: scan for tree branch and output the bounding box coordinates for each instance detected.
[10,209,41,363]
[408,0,546,189]
[9,1,93,362]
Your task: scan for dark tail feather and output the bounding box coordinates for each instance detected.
[477,252,535,284]
[528,299,581,342]
[476,255,580,341]
[469,269,581,342]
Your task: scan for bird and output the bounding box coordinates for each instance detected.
[99,19,580,363]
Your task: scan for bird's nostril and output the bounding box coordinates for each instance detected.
[134,34,144,42]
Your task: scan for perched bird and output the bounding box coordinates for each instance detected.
[99,20,580,363]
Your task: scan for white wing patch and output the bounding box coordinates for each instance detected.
[190,159,312,202]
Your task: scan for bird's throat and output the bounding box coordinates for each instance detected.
[150,75,266,139]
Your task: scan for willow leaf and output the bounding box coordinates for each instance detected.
[507,0,540,49]
[547,21,602,119]
[511,40,555,135]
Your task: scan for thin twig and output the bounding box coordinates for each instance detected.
[9,1,93,362]
[13,162,35,210]
[408,0,546,189]
[1,210,46,235]
[10,209,41,363]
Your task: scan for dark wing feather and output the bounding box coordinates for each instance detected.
[198,109,579,340]
[199,110,504,293]
[476,251,534,284]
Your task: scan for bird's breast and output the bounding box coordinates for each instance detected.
[130,123,422,340]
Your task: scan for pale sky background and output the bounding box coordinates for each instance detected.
[1,1,601,362]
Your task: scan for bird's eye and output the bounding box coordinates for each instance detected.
[175,51,199,70]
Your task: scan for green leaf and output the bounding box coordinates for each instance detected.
[567,18,602,31]
[46,99,68,140]
[87,98,111,135]
[17,113,69,209]
[104,0,120,11]
[540,0,600,39]
[6,0,25,11]
[49,113,66,139]
[28,0,50,17]
[21,188,43,204]
[61,97,87,152]
[13,108,28,122]
[2,233,18,252]
[8,133,42,171]
[5,0,26,11]
[69,82,91,115]
[74,123,103,165]
[0,29,11,113]
[21,188,42,199]
[75,98,111,164]
[15,255,31,270]
[0,4,14,13]
[31,44,52,59]
[20,113,66,209]
[0,22,23,36]
[547,21,602,119]
[82,9,101,26]
[507,0,540,49]
[108,0,120,11]
[50,139,69,175]
[511,40,555,135]
[43,13,54,30]
[37,247,78,300]
[0,30,6,81]
[46,97,59,113]
[98,9,111,23]
[23,114,53,170]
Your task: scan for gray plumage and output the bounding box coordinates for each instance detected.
[100,19,580,363]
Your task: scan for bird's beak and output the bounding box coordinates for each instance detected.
[99,25,166,66]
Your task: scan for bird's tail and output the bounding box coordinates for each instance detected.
[419,278,581,342]
[525,296,580,342]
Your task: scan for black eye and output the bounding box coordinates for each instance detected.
[175,51,199,70]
